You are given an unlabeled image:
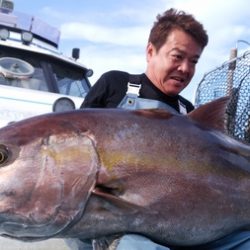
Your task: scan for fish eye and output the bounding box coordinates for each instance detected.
[0,144,10,165]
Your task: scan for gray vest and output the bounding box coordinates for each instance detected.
[117,75,187,114]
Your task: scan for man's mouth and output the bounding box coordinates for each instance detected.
[170,76,185,83]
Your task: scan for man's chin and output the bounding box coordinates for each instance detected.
[164,88,182,96]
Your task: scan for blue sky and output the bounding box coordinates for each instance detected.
[13,0,250,102]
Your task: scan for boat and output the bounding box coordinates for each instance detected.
[0,0,93,127]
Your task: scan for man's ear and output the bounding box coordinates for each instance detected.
[146,42,155,62]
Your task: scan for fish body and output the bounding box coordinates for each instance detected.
[0,97,250,247]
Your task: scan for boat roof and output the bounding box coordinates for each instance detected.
[0,9,88,70]
[0,10,60,47]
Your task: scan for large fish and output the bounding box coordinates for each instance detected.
[0,97,250,249]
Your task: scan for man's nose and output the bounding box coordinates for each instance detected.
[178,60,192,74]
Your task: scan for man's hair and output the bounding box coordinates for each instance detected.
[148,8,208,51]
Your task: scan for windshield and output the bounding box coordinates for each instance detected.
[50,60,90,97]
[0,46,90,97]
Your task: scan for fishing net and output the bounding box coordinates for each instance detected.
[195,49,250,143]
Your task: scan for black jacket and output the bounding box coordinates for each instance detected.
[81,70,194,113]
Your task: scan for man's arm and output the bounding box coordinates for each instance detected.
[80,75,108,108]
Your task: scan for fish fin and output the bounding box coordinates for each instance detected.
[92,187,142,211]
[188,96,230,132]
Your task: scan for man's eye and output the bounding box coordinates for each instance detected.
[191,59,198,65]
[173,54,182,59]
[171,54,183,62]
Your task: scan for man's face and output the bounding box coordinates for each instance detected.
[146,29,203,96]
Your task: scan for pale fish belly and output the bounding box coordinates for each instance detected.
[0,237,71,250]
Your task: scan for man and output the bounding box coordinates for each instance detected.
[81,8,208,114]
[79,8,250,250]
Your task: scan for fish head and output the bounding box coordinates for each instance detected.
[0,115,99,240]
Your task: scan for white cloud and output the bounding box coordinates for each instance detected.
[78,45,146,84]
[57,0,250,102]
[61,22,149,47]
[162,0,250,101]
[14,0,249,102]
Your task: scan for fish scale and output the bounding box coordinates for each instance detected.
[0,97,250,249]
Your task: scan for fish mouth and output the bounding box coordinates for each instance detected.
[1,233,50,242]
[0,198,87,240]
[0,211,72,240]
[0,220,58,240]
